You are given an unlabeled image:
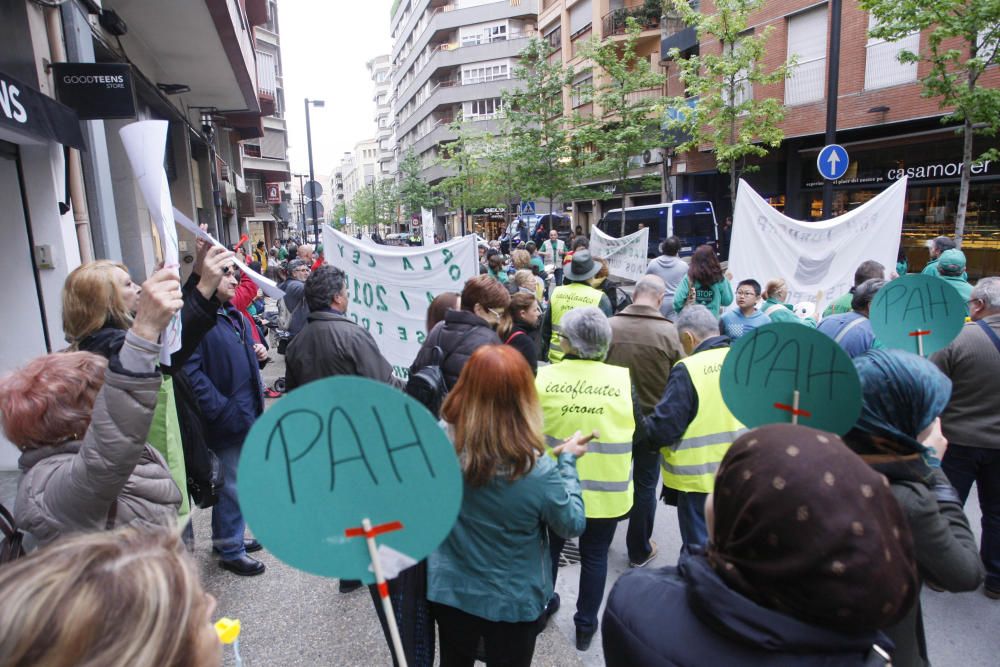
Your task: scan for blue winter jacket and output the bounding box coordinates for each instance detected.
[182,304,264,450]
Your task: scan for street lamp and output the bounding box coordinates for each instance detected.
[292,173,307,237]
[304,98,325,242]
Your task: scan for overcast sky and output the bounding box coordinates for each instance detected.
[279,0,393,183]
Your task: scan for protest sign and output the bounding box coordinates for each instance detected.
[239,377,462,666]
[721,323,862,434]
[729,178,907,312]
[323,224,478,379]
[238,376,461,580]
[868,274,966,356]
[589,225,649,283]
[172,208,284,299]
[118,121,180,365]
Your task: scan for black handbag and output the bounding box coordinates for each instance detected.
[170,370,225,508]
[0,502,25,564]
[406,345,450,418]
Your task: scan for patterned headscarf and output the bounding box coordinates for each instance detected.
[707,424,918,633]
[848,349,952,476]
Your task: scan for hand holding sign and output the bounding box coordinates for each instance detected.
[239,377,461,667]
[868,274,966,357]
[721,323,862,435]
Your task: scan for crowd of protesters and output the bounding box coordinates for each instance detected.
[0,226,996,667]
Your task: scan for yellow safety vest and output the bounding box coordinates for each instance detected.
[660,347,746,494]
[536,359,635,519]
[548,283,604,363]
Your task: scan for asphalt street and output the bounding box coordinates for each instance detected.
[185,353,1000,666]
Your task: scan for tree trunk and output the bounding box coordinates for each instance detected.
[955,115,974,248]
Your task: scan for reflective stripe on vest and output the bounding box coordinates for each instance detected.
[537,360,635,518]
[547,283,604,363]
[660,347,746,494]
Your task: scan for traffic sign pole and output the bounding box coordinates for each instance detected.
[822,0,843,220]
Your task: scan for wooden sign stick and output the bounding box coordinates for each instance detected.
[792,390,800,426]
[348,518,407,667]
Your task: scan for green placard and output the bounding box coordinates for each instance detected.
[721,322,862,435]
[238,377,462,582]
[868,274,967,356]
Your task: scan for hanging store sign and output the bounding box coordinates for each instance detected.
[266,182,281,203]
[51,63,136,120]
[0,69,84,149]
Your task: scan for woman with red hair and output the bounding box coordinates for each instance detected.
[0,269,184,546]
[429,345,588,666]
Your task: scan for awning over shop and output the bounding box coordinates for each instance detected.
[0,70,85,150]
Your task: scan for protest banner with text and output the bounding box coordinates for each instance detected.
[589,225,650,284]
[323,225,478,379]
[728,177,907,312]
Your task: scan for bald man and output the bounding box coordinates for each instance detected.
[606,275,685,567]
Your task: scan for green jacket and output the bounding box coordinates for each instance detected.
[762,298,815,327]
[822,292,854,319]
[939,274,973,308]
[428,451,585,622]
[672,275,733,317]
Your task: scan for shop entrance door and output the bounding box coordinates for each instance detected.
[0,143,49,469]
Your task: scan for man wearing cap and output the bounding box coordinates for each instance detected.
[935,248,973,306]
[817,278,885,359]
[922,236,965,278]
[540,249,613,363]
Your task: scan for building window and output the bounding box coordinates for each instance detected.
[247,177,263,205]
[543,22,562,51]
[864,15,918,90]
[466,97,503,120]
[461,63,509,85]
[572,72,592,108]
[569,0,592,39]
[461,22,508,46]
[785,6,828,106]
[723,40,752,107]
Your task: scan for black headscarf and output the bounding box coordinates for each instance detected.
[707,424,918,633]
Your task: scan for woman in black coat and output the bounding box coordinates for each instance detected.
[410,275,510,389]
[498,292,542,375]
[603,424,920,667]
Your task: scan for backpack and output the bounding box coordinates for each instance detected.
[406,345,450,418]
[276,294,297,330]
[0,502,25,564]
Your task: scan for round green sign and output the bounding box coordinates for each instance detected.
[868,274,967,356]
[238,377,462,582]
[721,322,862,435]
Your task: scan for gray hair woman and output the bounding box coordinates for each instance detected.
[535,306,644,650]
[558,306,613,360]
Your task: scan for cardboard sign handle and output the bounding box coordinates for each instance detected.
[361,518,407,667]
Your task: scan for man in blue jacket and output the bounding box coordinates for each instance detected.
[183,261,267,576]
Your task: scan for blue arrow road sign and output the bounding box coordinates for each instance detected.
[817,144,849,180]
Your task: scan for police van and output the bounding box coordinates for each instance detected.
[597,201,718,258]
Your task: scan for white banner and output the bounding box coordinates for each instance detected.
[118,121,180,365]
[589,225,650,283]
[422,207,435,247]
[728,178,906,312]
[322,225,478,379]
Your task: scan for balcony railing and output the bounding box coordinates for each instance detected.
[625,86,663,104]
[602,7,661,37]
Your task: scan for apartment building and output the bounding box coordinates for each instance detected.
[538,0,667,231]
[0,0,276,468]
[338,140,380,209]
[390,0,540,236]
[239,0,293,247]
[662,0,1000,276]
[368,55,397,180]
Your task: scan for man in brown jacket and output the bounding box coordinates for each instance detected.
[932,276,1000,599]
[606,275,685,567]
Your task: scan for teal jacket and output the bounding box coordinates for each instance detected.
[939,274,973,310]
[672,275,733,316]
[762,298,816,327]
[428,451,585,622]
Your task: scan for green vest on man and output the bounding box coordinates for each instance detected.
[537,359,635,518]
[659,346,746,494]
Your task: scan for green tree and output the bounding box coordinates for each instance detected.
[331,201,348,228]
[574,18,668,224]
[433,117,506,235]
[664,0,791,206]
[502,37,579,220]
[349,178,398,234]
[860,0,1000,245]
[397,149,439,224]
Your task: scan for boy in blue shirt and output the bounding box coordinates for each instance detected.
[721,279,771,340]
